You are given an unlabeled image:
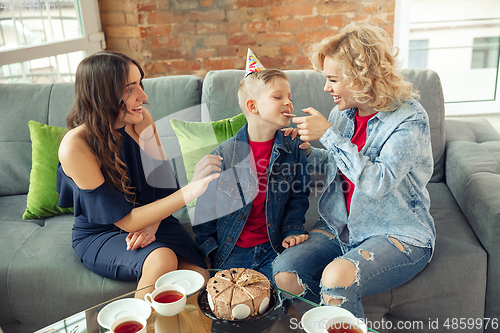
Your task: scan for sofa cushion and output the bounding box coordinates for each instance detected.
[0,141,32,197]
[22,121,73,219]
[142,75,203,121]
[0,220,41,329]
[0,84,53,196]
[48,82,76,127]
[0,195,41,225]
[0,81,74,199]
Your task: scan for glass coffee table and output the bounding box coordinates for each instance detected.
[36,269,376,333]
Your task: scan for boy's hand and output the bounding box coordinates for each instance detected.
[281,127,300,139]
[282,234,309,249]
[281,128,312,157]
[292,107,332,142]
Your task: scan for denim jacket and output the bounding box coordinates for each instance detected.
[193,123,310,268]
[308,99,436,252]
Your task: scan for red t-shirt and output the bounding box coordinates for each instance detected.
[236,138,274,248]
[342,111,376,214]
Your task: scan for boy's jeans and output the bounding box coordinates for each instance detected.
[220,241,277,285]
[273,232,431,318]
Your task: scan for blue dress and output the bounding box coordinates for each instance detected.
[56,126,206,282]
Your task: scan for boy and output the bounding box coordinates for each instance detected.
[193,50,310,283]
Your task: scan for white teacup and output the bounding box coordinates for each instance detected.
[324,315,367,333]
[109,314,146,333]
[144,285,187,317]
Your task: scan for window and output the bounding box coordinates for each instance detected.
[0,0,104,83]
[408,39,429,68]
[394,0,500,115]
[472,36,500,69]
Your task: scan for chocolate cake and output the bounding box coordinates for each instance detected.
[206,268,271,320]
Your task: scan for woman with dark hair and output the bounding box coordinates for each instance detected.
[57,51,220,299]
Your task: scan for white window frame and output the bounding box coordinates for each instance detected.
[0,0,105,67]
[394,0,500,116]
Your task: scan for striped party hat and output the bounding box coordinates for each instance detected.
[244,48,266,78]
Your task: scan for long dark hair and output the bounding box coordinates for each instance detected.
[67,51,145,198]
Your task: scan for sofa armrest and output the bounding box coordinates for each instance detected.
[445,118,500,242]
[446,118,500,143]
[445,118,500,319]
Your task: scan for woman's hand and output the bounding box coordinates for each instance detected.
[182,172,220,203]
[126,223,159,250]
[191,154,222,183]
[292,107,332,142]
[281,127,312,157]
[182,154,222,204]
[282,234,309,249]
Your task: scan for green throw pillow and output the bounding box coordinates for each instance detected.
[22,121,74,219]
[170,113,247,206]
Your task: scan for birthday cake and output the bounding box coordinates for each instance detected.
[206,268,271,320]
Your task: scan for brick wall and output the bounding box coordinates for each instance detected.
[98,0,395,78]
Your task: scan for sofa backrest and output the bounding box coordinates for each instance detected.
[0,75,203,197]
[201,68,446,183]
[0,82,74,196]
[0,68,445,198]
[141,75,204,186]
[400,68,445,183]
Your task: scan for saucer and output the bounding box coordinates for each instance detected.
[301,306,364,333]
[155,270,205,297]
[97,298,151,329]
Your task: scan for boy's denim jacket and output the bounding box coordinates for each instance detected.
[309,99,436,253]
[193,123,310,268]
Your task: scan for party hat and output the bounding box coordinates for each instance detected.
[244,48,266,78]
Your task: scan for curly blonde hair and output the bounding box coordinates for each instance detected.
[310,23,418,112]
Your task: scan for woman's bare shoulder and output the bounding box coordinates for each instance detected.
[58,126,105,189]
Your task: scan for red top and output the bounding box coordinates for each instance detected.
[236,138,274,248]
[342,111,376,214]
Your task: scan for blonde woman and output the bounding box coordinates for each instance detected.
[273,24,435,318]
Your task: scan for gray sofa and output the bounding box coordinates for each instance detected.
[1,68,498,333]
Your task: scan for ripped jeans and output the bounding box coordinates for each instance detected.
[272,231,432,318]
